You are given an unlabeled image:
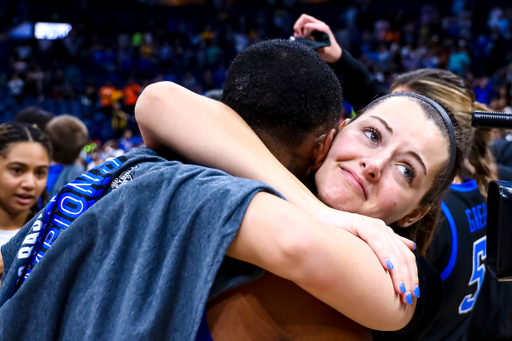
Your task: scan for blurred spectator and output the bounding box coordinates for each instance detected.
[182,72,197,91]
[118,129,135,152]
[99,80,116,117]
[7,73,24,105]
[103,139,124,158]
[448,39,471,77]
[87,149,104,170]
[44,115,89,197]
[16,45,32,60]
[123,78,141,114]
[491,86,512,111]
[13,107,54,131]
[112,102,128,139]
[12,58,28,75]
[205,40,223,66]
[473,77,494,105]
[202,70,215,92]
[26,66,44,97]
[81,80,98,118]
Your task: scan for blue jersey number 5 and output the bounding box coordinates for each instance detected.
[459,236,486,314]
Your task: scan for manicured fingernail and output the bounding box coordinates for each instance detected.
[413,242,417,251]
[414,285,420,298]
[385,259,394,270]
[399,281,406,293]
[406,292,413,304]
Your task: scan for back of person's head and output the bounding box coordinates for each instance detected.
[391,68,497,199]
[45,115,89,165]
[222,39,342,152]
[13,107,55,131]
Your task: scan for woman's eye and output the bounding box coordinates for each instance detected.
[364,131,379,143]
[398,164,415,182]
[11,168,22,175]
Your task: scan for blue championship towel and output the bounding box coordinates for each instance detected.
[0,147,279,341]
[15,157,127,291]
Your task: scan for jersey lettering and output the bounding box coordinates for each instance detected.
[459,236,486,314]
[465,203,486,233]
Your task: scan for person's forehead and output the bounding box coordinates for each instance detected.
[3,142,49,161]
[366,97,424,120]
[363,98,448,172]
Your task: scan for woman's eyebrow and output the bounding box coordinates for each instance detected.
[370,115,393,134]
[7,161,27,167]
[368,115,427,175]
[408,151,427,176]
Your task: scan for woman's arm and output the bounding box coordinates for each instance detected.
[293,14,388,111]
[136,81,320,216]
[135,81,418,301]
[230,191,416,330]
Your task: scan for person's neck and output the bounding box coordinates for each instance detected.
[266,144,313,189]
[0,206,29,231]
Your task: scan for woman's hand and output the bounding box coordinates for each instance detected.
[293,14,342,64]
[316,208,419,304]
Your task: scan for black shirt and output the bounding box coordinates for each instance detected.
[423,180,487,341]
[328,49,388,112]
[373,254,443,341]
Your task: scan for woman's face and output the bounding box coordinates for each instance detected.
[315,97,448,226]
[0,142,49,215]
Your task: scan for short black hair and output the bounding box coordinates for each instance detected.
[222,39,342,149]
[45,115,89,165]
[13,107,55,131]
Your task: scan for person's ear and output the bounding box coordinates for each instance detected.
[396,206,430,227]
[311,128,336,172]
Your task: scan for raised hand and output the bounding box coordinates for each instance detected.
[293,14,342,63]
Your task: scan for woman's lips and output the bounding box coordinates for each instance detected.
[15,195,35,206]
[340,168,367,200]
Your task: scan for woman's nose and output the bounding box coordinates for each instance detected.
[21,173,36,190]
[360,158,383,182]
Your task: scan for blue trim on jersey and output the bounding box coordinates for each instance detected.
[449,179,478,192]
[440,201,458,281]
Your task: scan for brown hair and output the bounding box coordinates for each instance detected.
[391,69,498,199]
[358,92,468,255]
[45,115,89,165]
[0,122,52,222]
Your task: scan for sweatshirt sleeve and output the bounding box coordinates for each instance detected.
[328,49,388,112]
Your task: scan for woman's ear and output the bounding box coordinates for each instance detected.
[311,129,336,172]
[396,206,430,227]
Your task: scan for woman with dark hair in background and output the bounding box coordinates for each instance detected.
[0,123,51,247]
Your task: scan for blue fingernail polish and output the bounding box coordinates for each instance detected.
[406,292,413,304]
[414,285,420,298]
[386,259,394,270]
[399,281,406,293]
[413,242,417,251]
